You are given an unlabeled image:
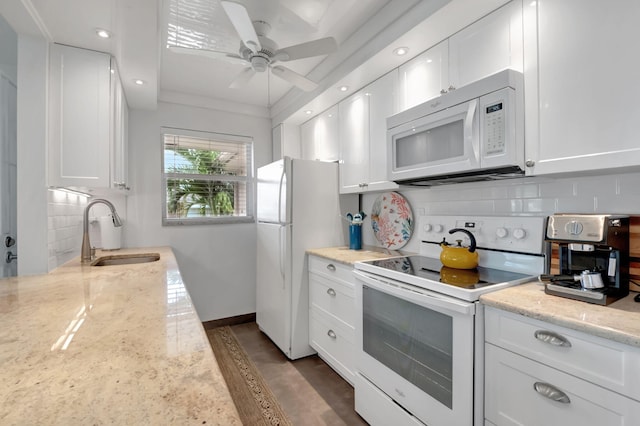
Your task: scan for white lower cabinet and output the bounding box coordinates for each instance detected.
[308,255,356,384]
[485,307,640,425]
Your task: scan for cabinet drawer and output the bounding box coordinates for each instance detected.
[485,307,640,401]
[309,272,355,327]
[308,255,354,285]
[309,308,355,384]
[485,344,640,426]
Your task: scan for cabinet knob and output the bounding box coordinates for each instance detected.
[326,264,336,272]
[534,330,572,347]
[525,159,535,168]
[448,85,456,91]
[327,329,337,339]
[440,89,448,94]
[326,288,337,296]
[533,382,571,404]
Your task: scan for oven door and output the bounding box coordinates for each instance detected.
[354,270,476,426]
[389,98,480,182]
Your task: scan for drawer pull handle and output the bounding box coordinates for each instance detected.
[327,330,337,339]
[534,330,572,347]
[326,264,336,272]
[327,288,337,296]
[533,382,571,404]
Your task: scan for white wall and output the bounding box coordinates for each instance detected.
[16,35,49,275]
[126,101,272,321]
[362,172,640,254]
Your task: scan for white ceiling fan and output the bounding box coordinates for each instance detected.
[170,0,338,92]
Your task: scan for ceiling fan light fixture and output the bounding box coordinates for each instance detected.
[251,56,269,72]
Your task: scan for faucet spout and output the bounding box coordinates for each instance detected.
[81,199,123,262]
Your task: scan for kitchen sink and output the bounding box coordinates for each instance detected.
[91,253,160,266]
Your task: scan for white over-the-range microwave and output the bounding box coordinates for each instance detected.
[387,69,524,185]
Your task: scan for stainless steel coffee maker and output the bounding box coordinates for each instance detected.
[540,214,629,305]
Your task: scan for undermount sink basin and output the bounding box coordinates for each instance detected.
[91,253,160,266]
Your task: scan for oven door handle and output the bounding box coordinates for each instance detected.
[354,270,475,316]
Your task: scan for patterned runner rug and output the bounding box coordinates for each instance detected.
[206,326,292,426]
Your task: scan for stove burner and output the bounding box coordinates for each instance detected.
[364,256,532,290]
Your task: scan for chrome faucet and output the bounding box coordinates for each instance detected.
[81,198,123,262]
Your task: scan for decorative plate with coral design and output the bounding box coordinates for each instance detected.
[371,192,413,249]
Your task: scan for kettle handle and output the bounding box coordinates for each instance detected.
[448,228,477,253]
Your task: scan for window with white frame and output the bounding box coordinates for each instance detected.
[161,127,254,225]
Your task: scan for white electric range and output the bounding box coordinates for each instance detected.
[353,215,549,426]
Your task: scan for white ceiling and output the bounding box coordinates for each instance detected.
[1,0,506,122]
[1,0,395,112]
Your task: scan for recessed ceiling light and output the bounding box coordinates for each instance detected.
[338,85,349,92]
[134,79,145,85]
[393,47,409,56]
[96,29,111,39]
[304,110,313,115]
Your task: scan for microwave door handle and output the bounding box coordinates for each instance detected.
[465,99,479,163]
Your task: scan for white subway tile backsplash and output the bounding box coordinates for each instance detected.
[617,173,640,196]
[46,189,88,271]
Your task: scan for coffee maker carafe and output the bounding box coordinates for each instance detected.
[540,214,629,305]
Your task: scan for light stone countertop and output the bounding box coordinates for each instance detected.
[306,245,409,265]
[480,282,640,347]
[0,246,240,425]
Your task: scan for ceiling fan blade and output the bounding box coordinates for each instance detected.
[229,67,256,88]
[271,65,318,92]
[273,37,338,61]
[168,46,248,65]
[220,1,261,53]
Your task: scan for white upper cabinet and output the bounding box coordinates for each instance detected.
[272,122,301,160]
[300,105,339,162]
[399,40,449,111]
[399,1,523,112]
[339,70,399,194]
[48,44,129,191]
[449,0,523,89]
[524,0,640,176]
[110,62,129,190]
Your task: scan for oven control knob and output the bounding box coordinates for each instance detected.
[434,224,444,233]
[423,224,432,232]
[513,228,526,240]
[496,227,508,238]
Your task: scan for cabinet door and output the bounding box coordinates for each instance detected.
[398,40,449,111]
[48,44,111,188]
[525,0,640,175]
[449,0,523,89]
[366,71,399,192]
[301,106,340,162]
[273,123,301,160]
[339,90,370,193]
[300,117,317,161]
[111,60,129,190]
[485,344,640,426]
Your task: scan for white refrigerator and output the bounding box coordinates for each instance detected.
[256,157,356,359]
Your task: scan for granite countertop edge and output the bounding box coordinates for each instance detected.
[0,246,241,425]
[306,245,409,265]
[480,281,640,348]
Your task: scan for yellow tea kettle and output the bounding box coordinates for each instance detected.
[440,228,478,269]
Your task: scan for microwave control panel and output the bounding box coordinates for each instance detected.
[484,102,505,154]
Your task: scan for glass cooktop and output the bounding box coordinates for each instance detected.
[362,255,531,290]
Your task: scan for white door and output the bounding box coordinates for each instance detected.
[0,75,17,277]
[256,222,292,357]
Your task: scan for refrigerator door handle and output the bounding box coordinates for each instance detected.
[277,165,286,223]
[279,225,285,286]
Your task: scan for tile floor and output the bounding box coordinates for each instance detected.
[230,322,368,426]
